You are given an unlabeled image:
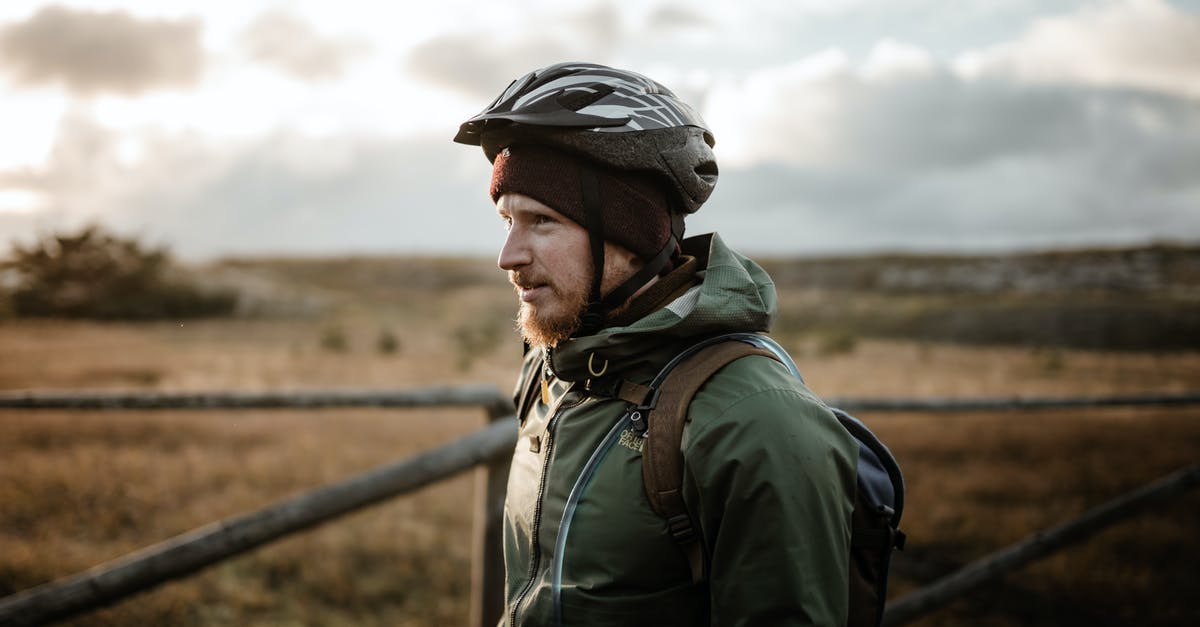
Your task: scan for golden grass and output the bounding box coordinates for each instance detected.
[874,407,1200,627]
[2,284,1199,626]
[0,408,481,626]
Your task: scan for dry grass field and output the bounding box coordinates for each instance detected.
[2,256,1199,626]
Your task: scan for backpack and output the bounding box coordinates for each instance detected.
[616,332,906,627]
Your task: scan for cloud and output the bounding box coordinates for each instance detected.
[707,32,1200,172]
[5,1,1198,260]
[149,136,494,259]
[696,30,1200,254]
[240,10,367,81]
[646,5,715,30]
[703,50,856,167]
[0,111,206,244]
[700,139,1200,255]
[0,110,496,259]
[568,2,623,50]
[404,3,635,100]
[0,5,203,96]
[955,0,1200,99]
[6,66,1197,261]
[406,33,572,101]
[861,38,936,80]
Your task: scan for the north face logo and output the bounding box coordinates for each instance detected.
[618,428,644,453]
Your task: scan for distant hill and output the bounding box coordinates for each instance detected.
[758,244,1200,351]
[212,243,1200,295]
[200,243,1200,351]
[760,243,1200,295]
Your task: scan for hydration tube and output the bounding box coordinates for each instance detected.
[644,332,803,393]
[551,412,632,626]
[731,332,803,382]
[549,333,798,625]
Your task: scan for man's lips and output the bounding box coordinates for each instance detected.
[518,286,547,302]
[513,280,550,303]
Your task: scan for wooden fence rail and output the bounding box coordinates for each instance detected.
[1,386,1198,626]
[883,463,1200,626]
[0,385,508,411]
[0,414,519,627]
[4,389,1199,412]
[831,391,1200,413]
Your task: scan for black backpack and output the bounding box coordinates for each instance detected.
[618,332,906,627]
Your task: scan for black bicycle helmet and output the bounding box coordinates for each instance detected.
[455,62,718,336]
[454,61,718,214]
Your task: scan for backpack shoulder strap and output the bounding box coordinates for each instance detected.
[642,339,777,583]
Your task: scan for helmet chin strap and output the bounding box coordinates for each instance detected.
[578,165,607,336]
[575,164,677,338]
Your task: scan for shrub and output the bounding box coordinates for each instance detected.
[815,326,859,356]
[452,321,503,372]
[376,329,401,355]
[320,325,349,353]
[4,225,237,319]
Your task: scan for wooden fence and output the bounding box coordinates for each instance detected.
[1,388,1198,627]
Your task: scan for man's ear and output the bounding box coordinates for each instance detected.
[603,241,644,273]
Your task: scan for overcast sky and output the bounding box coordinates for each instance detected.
[1,0,1198,259]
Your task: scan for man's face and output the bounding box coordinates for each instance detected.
[496,193,639,347]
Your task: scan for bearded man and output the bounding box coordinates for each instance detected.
[455,62,858,627]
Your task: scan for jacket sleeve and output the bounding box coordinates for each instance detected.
[681,356,858,627]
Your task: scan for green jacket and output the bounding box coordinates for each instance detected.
[500,233,858,627]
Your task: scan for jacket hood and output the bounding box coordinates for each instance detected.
[549,232,777,382]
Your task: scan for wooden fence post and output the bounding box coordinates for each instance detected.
[471,401,514,627]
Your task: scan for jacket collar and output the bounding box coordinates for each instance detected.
[547,232,777,384]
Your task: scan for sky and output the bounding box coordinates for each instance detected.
[0,0,1198,260]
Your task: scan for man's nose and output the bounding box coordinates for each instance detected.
[497,228,531,271]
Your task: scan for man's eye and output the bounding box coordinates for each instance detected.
[534,214,552,225]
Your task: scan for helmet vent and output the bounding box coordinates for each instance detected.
[695,159,718,179]
[557,84,615,111]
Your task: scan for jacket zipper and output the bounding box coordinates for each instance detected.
[551,409,633,626]
[510,382,585,626]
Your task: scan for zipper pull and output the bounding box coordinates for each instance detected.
[540,350,554,405]
[628,409,648,436]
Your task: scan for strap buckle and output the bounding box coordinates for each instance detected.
[666,514,696,544]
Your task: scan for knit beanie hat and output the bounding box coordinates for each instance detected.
[490,144,674,263]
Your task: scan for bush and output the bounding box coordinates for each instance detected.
[452,321,503,372]
[376,329,401,355]
[3,225,237,319]
[320,325,349,353]
[815,326,859,356]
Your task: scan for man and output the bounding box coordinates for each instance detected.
[455,62,858,627]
